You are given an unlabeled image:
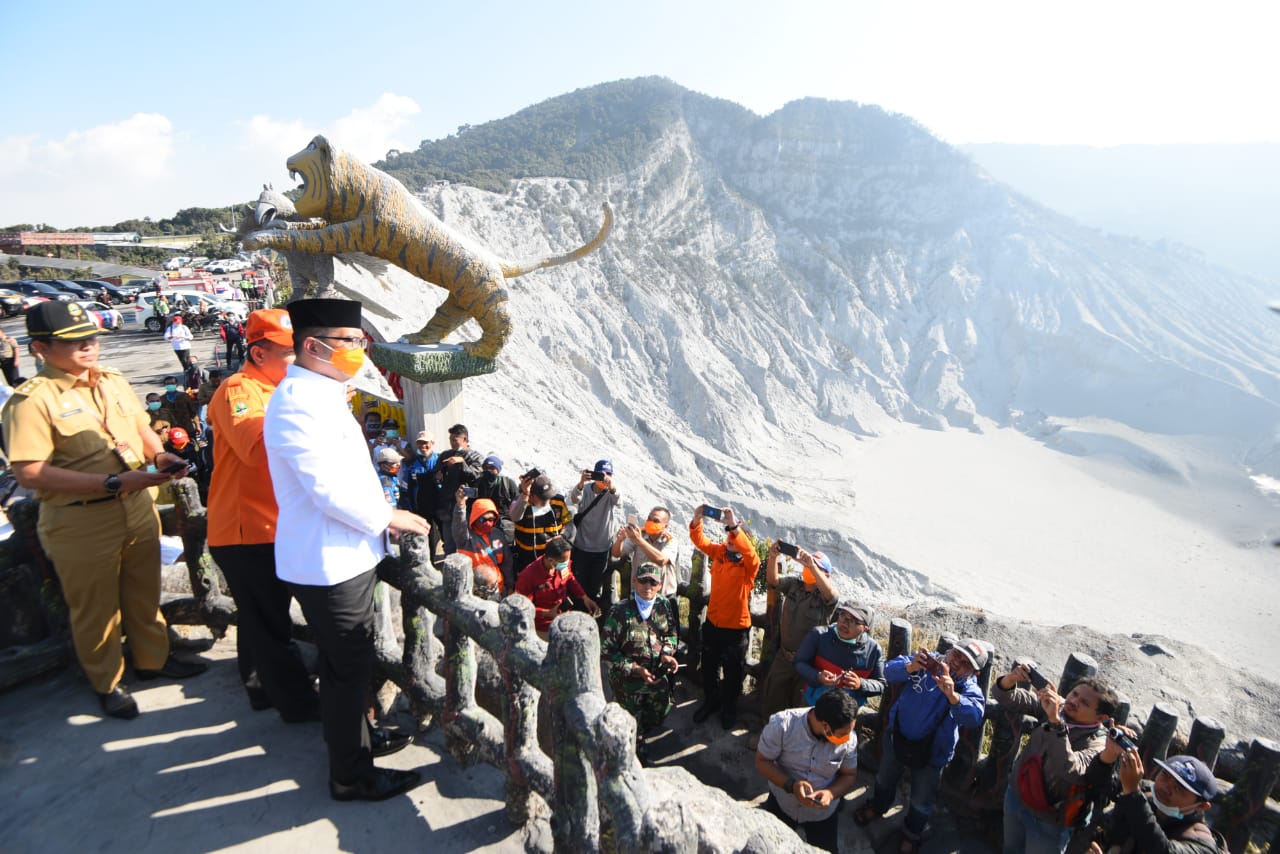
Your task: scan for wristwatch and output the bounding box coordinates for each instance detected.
[784,777,797,795]
[104,474,122,495]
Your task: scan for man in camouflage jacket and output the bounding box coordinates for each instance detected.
[601,563,679,757]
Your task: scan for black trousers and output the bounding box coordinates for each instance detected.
[763,794,840,853]
[570,546,611,604]
[210,543,316,721]
[0,357,16,385]
[288,568,377,784]
[700,622,749,707]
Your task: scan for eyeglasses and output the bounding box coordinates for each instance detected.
[314,335,368,350]
[835,612,864,624]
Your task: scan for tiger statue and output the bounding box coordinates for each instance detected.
[242,135,613,360]
[222,184,340,298]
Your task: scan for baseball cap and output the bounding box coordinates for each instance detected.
[634,563,662,583]
[484,455,503,471]
[26,301,99,341]
[1153,755,1218,801]
[810,551,833,573]
[169,427,190,449]
[594,459,613,476]
[953,638,991,671]
[531,475,554,500]
[375,447,402,465]
[245,308,293,346]
[834,600,871,625]
[415,430,434,444]
[171,316,183,324]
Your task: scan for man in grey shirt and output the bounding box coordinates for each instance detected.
[754,690,860,853]
[568,459,620,610]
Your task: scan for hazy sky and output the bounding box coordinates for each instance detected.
[2,0,1275,227]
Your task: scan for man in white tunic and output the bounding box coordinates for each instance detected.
[264,298,431,801]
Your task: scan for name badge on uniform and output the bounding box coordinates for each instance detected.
[57,408,83,419]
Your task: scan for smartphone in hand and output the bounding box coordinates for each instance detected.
[701,504,723,521]
[777,541,800,559]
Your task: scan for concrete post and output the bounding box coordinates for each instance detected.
[1139,703,1180,777]
[1186,717,1227,771]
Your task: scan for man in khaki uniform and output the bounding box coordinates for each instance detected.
[2,301,207,720]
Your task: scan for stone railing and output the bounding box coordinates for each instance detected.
[376,533,813,852]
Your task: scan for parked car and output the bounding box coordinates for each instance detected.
[133,290,248,332]
[9,280,77,302]
[163,256,192,271]
[206,259,249,274]
[19,295,50,313]
[77,301,123,331]
[188,257,210,268]
[0,288,24,316]
[75,280,140,304]
[44,279,97,299]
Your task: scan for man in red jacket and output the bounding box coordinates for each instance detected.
[689,503,760,729]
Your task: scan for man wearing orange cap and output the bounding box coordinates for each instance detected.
[206,308,317,721]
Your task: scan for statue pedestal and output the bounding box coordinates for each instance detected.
[369,343,496,440]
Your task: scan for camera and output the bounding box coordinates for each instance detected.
[522,467,543,481]
[777,540,799,559]
[701,504,723,521]
[1108,726,1137,751]
[1025,663,1050,691]
[591,470,606,482]
[921,653,945,677]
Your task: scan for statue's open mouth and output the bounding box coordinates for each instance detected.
[289,168,307,194]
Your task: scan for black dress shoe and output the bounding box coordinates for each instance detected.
[246,684,272,711]
[136,656,209,681]
[692,698,721,723]
[720,704,737,730]
[98,686,139,720]
[370,728,413,758]
[330,767,422,802]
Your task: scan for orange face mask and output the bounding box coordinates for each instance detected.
[825,728,852,745]
[316,339,365,377]
[802,567,817,585]
[643,521,664,536]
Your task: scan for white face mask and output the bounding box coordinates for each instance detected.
[634,592,656,619]
[1140,779,1187,819]
[530,502,552,517]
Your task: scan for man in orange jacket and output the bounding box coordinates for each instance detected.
[207,309,318,721]
[690,503,760,729]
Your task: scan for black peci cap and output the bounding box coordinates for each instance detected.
[286,298,363,330]
[26,301,100,341]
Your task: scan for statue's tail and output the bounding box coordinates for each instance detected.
[500,202,613,278]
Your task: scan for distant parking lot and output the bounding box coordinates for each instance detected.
[2,314,233,397]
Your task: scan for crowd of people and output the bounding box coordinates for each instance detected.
[0,299,1226,852]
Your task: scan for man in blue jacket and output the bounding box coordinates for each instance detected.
[854,638,989,853]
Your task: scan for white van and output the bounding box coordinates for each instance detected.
[132,290,249,332]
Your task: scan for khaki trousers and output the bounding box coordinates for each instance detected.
[39,491,169,693]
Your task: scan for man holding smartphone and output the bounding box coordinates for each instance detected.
[3,301,206,719]
[761,541,839,717]
[689,503,760,729]
[569,459,620,612]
